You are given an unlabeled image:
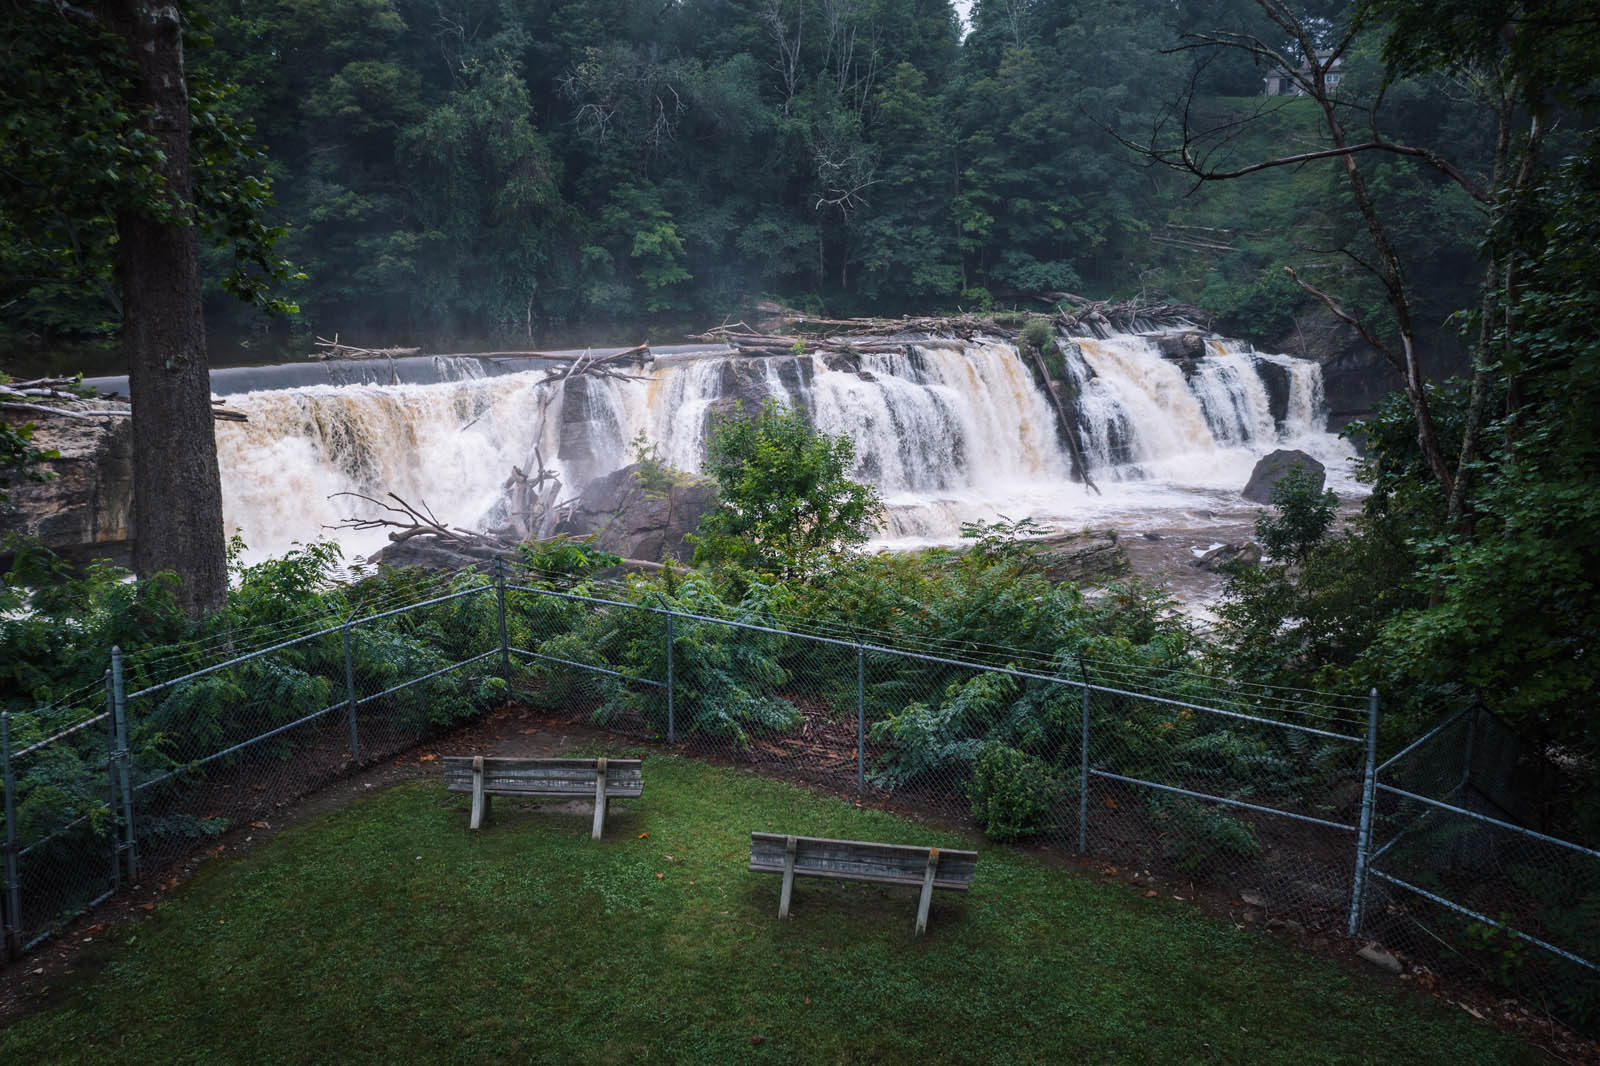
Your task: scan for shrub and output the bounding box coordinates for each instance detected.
[969,742,1065,841]
[1149,794,1262,872]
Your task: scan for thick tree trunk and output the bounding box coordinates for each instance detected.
[107,1,228,616]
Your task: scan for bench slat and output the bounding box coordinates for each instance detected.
[748,832,978,933]
[749,832,976,889]
[442,756,642,798]
[745,863,972,891]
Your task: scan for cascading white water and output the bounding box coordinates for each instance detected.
[216,375,560,564]
[213,329,1358,562]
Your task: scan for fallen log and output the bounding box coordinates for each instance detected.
[311,335,423,361]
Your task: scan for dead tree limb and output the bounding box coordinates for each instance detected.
[311,335,423,360]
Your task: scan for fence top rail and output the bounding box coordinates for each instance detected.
[504,582,1365,742]
[1376,783,1600,860]
[1376,710,1466,773]
[9,709,111,760]
[122,584,491,702]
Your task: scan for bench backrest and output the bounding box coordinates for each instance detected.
[442,756,643,797]
[748,832,977,890]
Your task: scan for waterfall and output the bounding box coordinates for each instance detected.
[216,375,559,564]
[213,330,1357,562]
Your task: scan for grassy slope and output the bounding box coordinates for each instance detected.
[1,757,1541,1066]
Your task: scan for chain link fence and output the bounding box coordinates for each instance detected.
[3,563,1596,1032]
[1363,706,1600,1028]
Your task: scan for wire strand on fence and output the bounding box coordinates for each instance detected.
[8,568,1595,1035]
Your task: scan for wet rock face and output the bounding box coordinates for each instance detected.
[1190,541,1263,571]
[0,409,135,568]
[1242,449,1325,504]
[1270,311,1403,430]
[1026,529,1130,583]
[1252,358,1292,430]
[554,462,717,563]
[1155,332,1208,379]
[710,355,813,423]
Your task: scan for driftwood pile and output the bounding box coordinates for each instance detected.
[0,376,247,422]
[1042,293,1214,336]
[689,319,982,357]
[535,343,651,385]
[311,336,423,361]
[328,491,512,548]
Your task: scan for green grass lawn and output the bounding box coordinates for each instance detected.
[1,756,1542,1065]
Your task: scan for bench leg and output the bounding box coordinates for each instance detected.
[591,757,608,841]
[915,848,941,935]
[469,756,489,830]
[778,835,797,919]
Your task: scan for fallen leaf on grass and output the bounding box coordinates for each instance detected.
[656,873,664,880]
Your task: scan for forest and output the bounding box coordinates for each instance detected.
[2,0,1488,368]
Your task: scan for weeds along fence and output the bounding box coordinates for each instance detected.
[2,562,1595,1030]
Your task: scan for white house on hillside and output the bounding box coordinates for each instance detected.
[1264,50,1344,96]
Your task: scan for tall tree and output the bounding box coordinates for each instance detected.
[1,0,293,614]
[106,1,226,615]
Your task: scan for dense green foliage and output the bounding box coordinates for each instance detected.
[691,399,882,576]
[0,762,1543,1065]
[1,0,1495,370]
[1198,1,1600,841]
[967,741,1065,841]
[0,0,297,333]
[0,538,506,849]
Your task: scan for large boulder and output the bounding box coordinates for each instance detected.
[554,462,717,563]
[1191,541,1263,571]
[1242,449,1325,504]
[0,406,135,568]
[367,536,505,572]
[1028,529,1130,583]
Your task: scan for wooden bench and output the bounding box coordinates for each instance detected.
[442,756,643,839]
[748,832,978,934]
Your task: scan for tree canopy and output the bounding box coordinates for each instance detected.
[692,398,883,577]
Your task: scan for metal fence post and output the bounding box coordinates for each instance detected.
[1347,688,1381,937]
[665,611,676,744]
[856,645,866,795]
[2,711,22,961]
[110,646,138,882]
[1078,679,1091,854]
[494,556,511,692]
[1458,695,1480,797]
[104,670,119,893]
[342,621,361,764]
